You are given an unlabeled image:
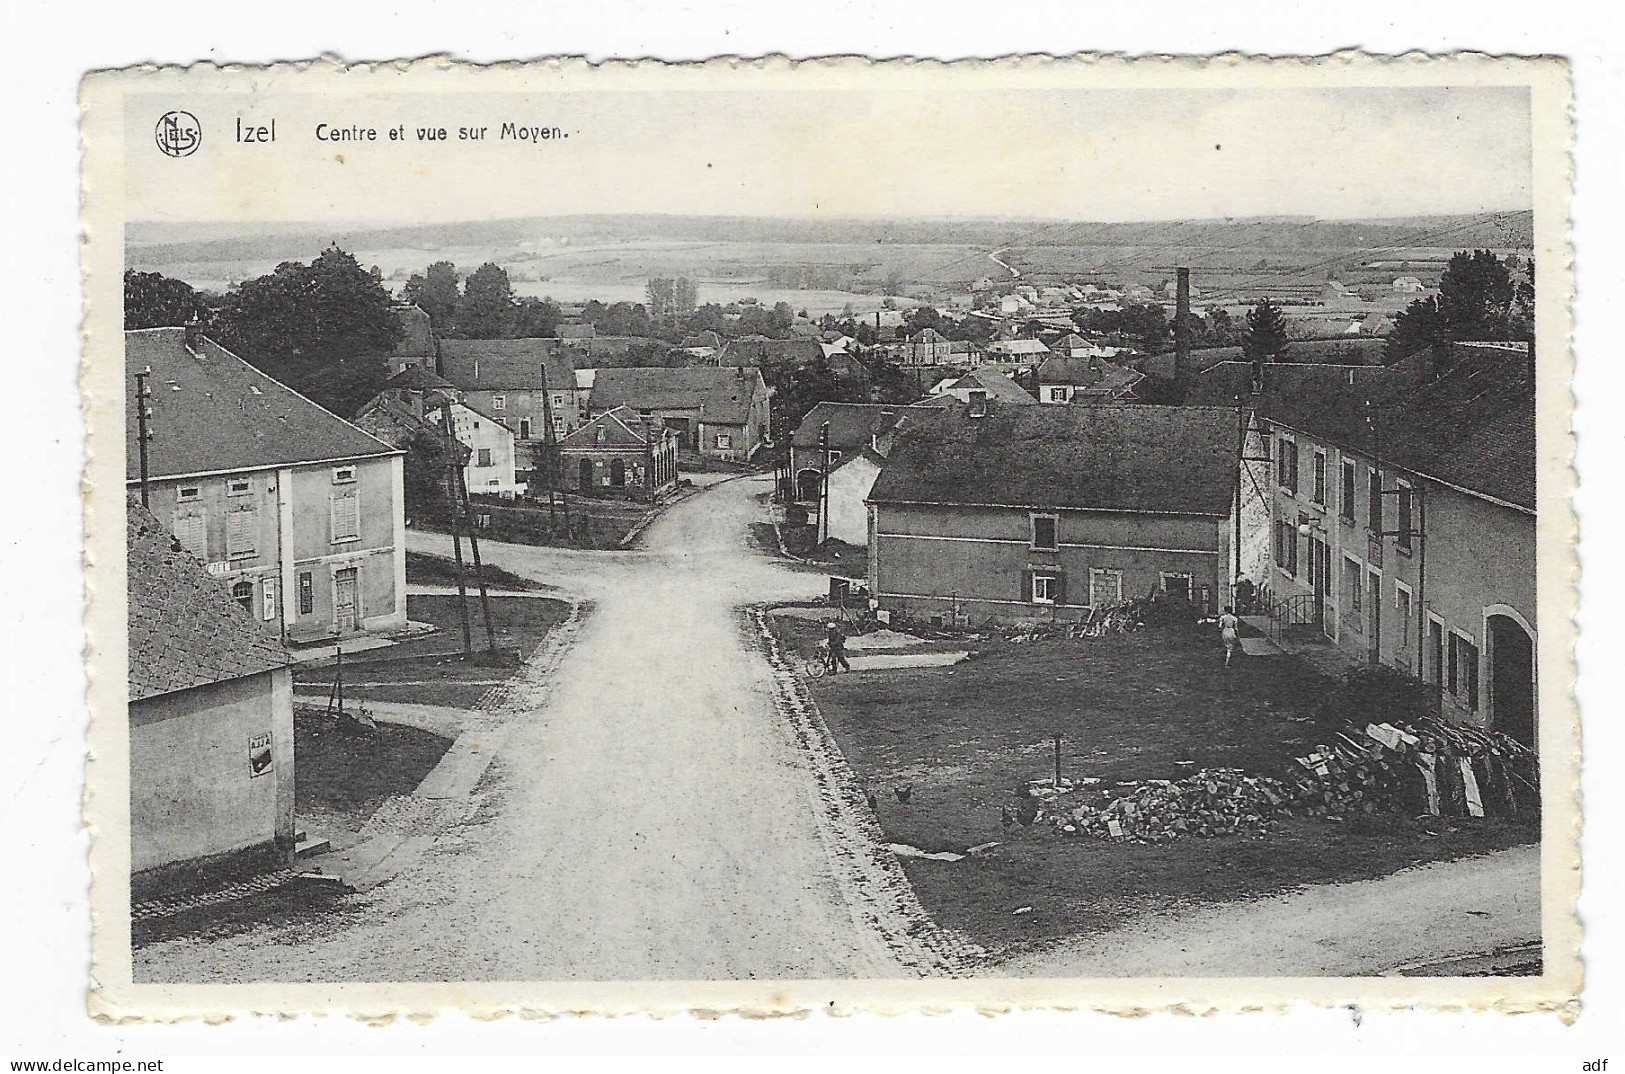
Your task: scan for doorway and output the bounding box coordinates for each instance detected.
[1309,536,1330,636]
[1366,569,1382,664]
[610,457,626,487]
[578,458,594,489]
[1488,613,1536,749]
[334,567,360,633]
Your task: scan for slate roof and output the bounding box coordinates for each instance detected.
[986,339,1052,357]
[560,405,665,448]
[390,304,435,358]
[791,402,911,449]
[438,338,576,391]
[1191,346,1535,511]
[384,365,454,391]
[950,369,1037,404]
[719,338,827,365]
[1035,356,1143,394]
[909,328,949,344]
[869,405,1241,516]
[127,499,293,702]
[588,366,767,426]
[125,328,399,483]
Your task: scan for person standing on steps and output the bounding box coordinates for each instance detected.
[824,619,851,674]
[1218,605,1241,668]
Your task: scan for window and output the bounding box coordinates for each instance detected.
[176,485,201,502]
[1449,632,1480,712]
[332,466,356,484]
[715,433,733,449]
[1089,568,1123,607]
[227,477,252,496]
[1030,513,1059,551]
[260,577,277,621]
[231,580,254,613]
[330,487,361,543]
[1396,482,1414,551]
[298,572,314,616]
[1312,450,1326,505]
[1030,571,1063,605]
[968,390,990,416]
[1394,583,1412,652]
[1344,557,1364,628]
[1274,520,1299,577]
[1368,469,1384,533]
[173,510,206,559]
[1276,436,1298,493]
[1428,618,1445,685]
[827,450,843,464]
[492,395,506,411]
[519,419,532,440]
[226,499,257,559]
[477,448,493,468]
[1047,387,1067,403]
[1340,459,1356,522]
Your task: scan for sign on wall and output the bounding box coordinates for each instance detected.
[248,732,274,778]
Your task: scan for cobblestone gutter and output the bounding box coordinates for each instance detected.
[748,605,987,978]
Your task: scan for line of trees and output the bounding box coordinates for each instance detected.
[402,260,562,340]
[1386,250,1534,365]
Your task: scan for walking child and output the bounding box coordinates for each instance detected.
[1218,605,1241,667]
[824,619,851,674]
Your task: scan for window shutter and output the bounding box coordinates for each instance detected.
[227,500,257,557]
[331,488,360,541]
[1021,569,1034,603]
[1053,572,1067,607]
[173,511,206,559]
[260,577,277,621]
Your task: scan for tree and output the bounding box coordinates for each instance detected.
[1209,307,1237,343]
[646,277,676,319]
[452,263,517,339]
[401,427,457,520]
[1120,303,1171,354]
[212,246,401,416]
[674,276,698,315]
[1241,300,1291,364]
[124,270,204,329]
[1386,249,1528,363]
[512,296,562,338]
[904,306,942,335]
[402,261,461,328]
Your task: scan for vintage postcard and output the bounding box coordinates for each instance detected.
[81,54,1578,1020]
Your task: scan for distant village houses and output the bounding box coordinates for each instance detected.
[437,338,579,481]
[588,365,772,462]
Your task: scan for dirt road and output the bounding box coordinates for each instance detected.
[999,843,1542,978]
[138,475,924,982]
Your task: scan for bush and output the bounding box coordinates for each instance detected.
[1316,664,1432,725]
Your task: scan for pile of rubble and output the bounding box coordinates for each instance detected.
[1024,715,1537,845]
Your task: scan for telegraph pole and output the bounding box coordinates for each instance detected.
[817,420,831,546]
[134,367,153,507]
[444,406,498,654]
[439,403,473,655]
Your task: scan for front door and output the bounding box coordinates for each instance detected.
[1366,570,1382,664]
[1310,537,1330,635]
[334,567,360,633]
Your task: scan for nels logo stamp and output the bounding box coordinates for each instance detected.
[154,110,201,157]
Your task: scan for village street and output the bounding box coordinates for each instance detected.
[135,472,1539,984]
[137,473,930,981]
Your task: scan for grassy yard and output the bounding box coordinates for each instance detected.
[405,550,548,591]
[292,594,571,709]
[768,615,1538,955]
[420,495,651,549]
[293,707,452,850]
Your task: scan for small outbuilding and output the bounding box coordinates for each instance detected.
[559,406,681,496]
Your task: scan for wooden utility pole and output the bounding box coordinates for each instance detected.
[817,420,831,546]
[134,367,153,507]
[444,406,498,653]
[439,404,474,655]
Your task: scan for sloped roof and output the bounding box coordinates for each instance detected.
[560,405,666,449]
[588,366,767,426]
[125,328,399,482]
[986,339,1052,355]
[681,331,723,350]
[438,338,576,391]
[909,327,949,344]
[1036,356,1144,393]
[950,369,1038,404]
[719,338,826,365]
[384,364,453,391]
[390,304,435,358]
[354,393,433,448]
[127,499,293,702]
[791,402,910,449]
[869,405,1241,516]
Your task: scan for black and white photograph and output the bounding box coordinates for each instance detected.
[73,56,1576,1020]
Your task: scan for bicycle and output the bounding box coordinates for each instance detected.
[803,643,829,678]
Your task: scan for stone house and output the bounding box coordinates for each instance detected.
[438,338,580,467]
[587,366,772,461]
[559,406,681,496]
[127,327,407,645]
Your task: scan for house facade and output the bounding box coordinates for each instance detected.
[559,406,680,496]
[1035,356,1144,404]
[868,405,1241,625]
[1255,343,1537,745]
[823,449,885,547]
[438,339,580,475]
[127,328,407,645]
[901,327,953,366]
[127,501,297,897]
[431,398,523,496]
[588,366,771,461]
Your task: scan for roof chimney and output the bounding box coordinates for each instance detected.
[183,320,203,352]
[1173,268,1191,402]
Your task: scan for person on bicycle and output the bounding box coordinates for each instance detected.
[824,619,851,674]
[1218,605,1241,667]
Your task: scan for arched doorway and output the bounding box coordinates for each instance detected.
[578,458,594,489]
[610,458,626,487]
[1487,610,1536,750]
[796,468,822,502]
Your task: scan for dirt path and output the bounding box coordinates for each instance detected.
[137,475,938,982]
[997,843,1541,978]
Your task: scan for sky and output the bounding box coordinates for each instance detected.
[124,84,1532,226]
